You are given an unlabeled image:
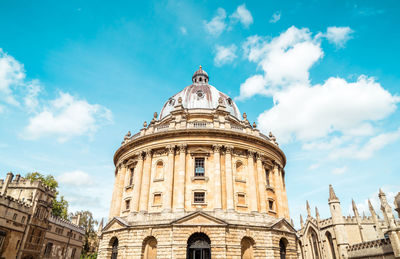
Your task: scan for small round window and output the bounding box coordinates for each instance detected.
[196,90,204,99]
[169,98,175,106]
[227,98,233,106]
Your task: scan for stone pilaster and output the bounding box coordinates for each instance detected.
[175,144,187,211]
[108,168,119,219]
[114,163,126,217]
[256,153,267,213]
[132,152,144,212]
[139,149,153,212]
[163,145,175,211]
[247,150,257,212]
[273,162,283,216]
[213,144,222,210]
[225,146,234,211]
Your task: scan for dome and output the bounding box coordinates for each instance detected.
[159,66,241,120]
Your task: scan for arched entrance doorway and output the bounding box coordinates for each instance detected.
[142,236,157,259]
[187,233,211,259]
[241,237,254,259]
[110,237,118,259]
[280,238,288,259]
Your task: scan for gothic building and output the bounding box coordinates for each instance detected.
[0,172,85,259]
[98,67,297,258]
[297,185,400,259]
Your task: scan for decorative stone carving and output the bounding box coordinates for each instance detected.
[178,97,182,104]
[123,131,131,144]
[253,122,257,128]
[212,144,222,153]
[225,145,233,154]
[177,144,187,154]
[166,145,175,154]
[269,132,278,146]
[143,121,148,128]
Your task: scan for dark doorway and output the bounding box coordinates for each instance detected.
[111,238,118,259]
[187,233,211,259]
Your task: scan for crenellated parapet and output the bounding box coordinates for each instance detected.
[48,214,85,234]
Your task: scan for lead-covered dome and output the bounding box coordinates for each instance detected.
[159,66,241,120]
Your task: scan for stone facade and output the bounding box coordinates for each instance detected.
[98,67,297,258]
[0,173,85,259]
[297,186,400,259]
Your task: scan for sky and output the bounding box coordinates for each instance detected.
[0,0,399,227]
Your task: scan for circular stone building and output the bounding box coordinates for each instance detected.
[98,67,297,259]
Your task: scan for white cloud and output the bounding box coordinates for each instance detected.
[214,44,237,66]
[180,26,187,35]
[57,170,94,186]
[230,4,253,28]
[0,48,28,107]
[325,26,354,48]
[258,76,398,142]
[269,11,281,23]
[332,166,347,175]
[240,26,323,99]
[329,127,400,160]
[24,92,112,142]
[204,8,227,36]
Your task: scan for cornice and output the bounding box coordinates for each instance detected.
[113,129,286,167]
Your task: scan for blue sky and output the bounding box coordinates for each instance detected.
[0,0,399,225]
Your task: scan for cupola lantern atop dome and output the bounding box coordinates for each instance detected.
[192,65,209,84]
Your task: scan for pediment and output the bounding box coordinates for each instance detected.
[189,148,211,156]
[172,211,228,226]
[102,217,129,232]
[271,218,296,233]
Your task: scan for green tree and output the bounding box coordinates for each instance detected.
[25,172,69,219]
[70,210,99,256]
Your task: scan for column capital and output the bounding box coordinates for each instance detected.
[247,150,256,157]
[225,145,234,154]
[256,152,264,160]
[143,149,152,159]
[135,151,144,160]
[166,145,175,154]
[177,144,187,154]
[212,144,222,153]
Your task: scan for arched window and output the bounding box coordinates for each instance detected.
[129,167,134,186]
[187,233,211,259]
[265,169,270,186]
[156,161,164,179]
[280,238,288,259]
[308,229,320,259]
[236,161,244,176]
[110,237,118,259]
[142,236,157,259]
[325,232,336,259]
[241,237,254,259]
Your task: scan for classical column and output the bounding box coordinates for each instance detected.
[273,162,283,216]
[163,145,175,211]
[225,146,234,211]
[114,163,126,217]
[213,144,222,210]
[175,144,187,211]
[256,153,267,213]
[132,152,144,212]
[108,167,120,219]
[139,149,152,212]
[247,150,258,212]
